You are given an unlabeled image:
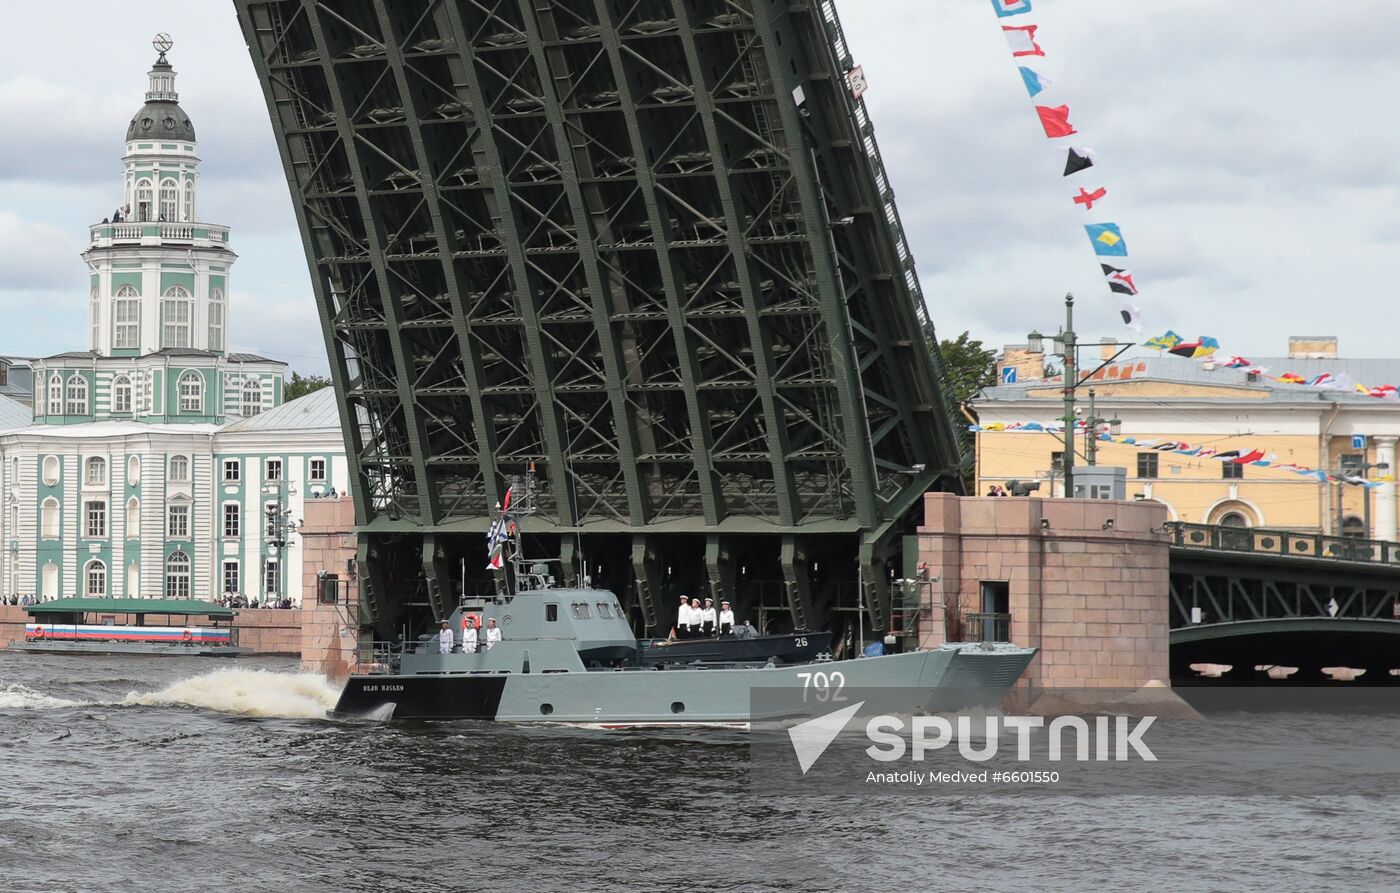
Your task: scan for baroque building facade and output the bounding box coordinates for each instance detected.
[0,42,349,605]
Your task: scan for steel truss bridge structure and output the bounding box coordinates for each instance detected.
[234,0,963,638]
[1167,522,1400,681]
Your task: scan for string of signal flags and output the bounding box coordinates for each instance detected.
[989,0,1142,332]
[988,1,1400,402]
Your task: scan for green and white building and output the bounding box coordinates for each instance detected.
[0,41,349,605]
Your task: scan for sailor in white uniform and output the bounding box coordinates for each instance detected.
[676,594,693,639]
[700,597,718,637]
[437,620,454,654]
[462,618,479,654]
[688,598,703,639]
[485,618,502,650]
[718,599,735,636]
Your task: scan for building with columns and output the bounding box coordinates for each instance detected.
[974,336,1400,542]
[0,39,349,605]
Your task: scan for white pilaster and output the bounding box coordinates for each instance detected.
[1375,436,1398,542]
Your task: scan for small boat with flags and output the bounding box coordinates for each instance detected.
[333,470,1037,725]
[10,597,251,657]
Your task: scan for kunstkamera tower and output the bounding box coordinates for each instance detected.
[233,0,962,639]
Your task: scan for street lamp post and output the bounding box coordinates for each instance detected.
[1026,293,1134,498]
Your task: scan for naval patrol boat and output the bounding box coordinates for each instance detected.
[333,475,1036,726]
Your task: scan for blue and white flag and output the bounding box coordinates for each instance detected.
[991,0,1033,17]
[1018,66,1052,98]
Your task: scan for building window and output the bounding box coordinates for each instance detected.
[47,374,63,416]
[85,501,106,538]
[309,459,326,482]
[1222,462,1244,480]
[167,504,189,538]
[166,551,191,598]
[90,287,100,351]
[85,560,107,597]
[113,287,141,349]
[178,370,203,413]
[85,456,107,487]
[1341,516,1365,539]
[65,373,89,415]
[112,375,133,413]
[136,179,153,221]
[1050,451,1064,473]
[1218,512,1250,528]
[183,184,194,223]
[266,459,283,482]
[264,560,280,599]
[208,289,224,351]
[222,561,240,596]
[169,455,190,482]
[159,178,178,222]
[242,379,263,416]
[264,502,280,538]
[126,497,140,534]
[223,459,240,482]
[1340,454,1366,476]
[223,503,240,538]
[40,497,59,539]
[161,286,192,348]
[1136,452,1159,479]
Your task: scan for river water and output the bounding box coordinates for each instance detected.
[1,653,1397,892]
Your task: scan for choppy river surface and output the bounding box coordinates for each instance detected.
[1,652,1397,892]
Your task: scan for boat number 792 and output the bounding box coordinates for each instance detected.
[796,670,846,703]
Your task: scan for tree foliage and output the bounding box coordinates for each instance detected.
[937,331,998,407]
[284,371,333,402]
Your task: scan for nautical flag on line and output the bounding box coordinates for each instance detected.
[1101,264,1138,295]
[1035,105,1077,138]
[1018,66,1052,97]
[991,0,1033,17]
[1063,147,1096,177]
[1144,330,1182,351]
[1085,223,1128,256]
[1074,186,1107,210]
[1118,301,1142,331]
[1002,24,1044,57]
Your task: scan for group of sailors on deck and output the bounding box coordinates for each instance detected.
[438,617,501,655]
[674,595,735,639]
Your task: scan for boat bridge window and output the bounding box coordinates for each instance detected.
[571,602,591,620]
[596,602,611,619]
[545,604,558,622]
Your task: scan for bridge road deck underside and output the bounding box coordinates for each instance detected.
[234,0,964,639]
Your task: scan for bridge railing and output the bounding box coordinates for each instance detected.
[1166,522,1400,566]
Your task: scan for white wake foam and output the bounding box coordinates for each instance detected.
[0,683,83,710]
[121,668,342,719]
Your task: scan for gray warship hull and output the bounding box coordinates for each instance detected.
[333,644,1035,725]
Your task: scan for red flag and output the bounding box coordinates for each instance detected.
[1231,450,1265,465]
[1073,187,1106,210]
[1036,105,1077,139]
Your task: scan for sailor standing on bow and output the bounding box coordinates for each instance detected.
[676,594,692,639]
[462,617,479,654]
[700,597,717,637]
[484,618,502,650]
[437,620,454,655]
[718,599,735,636]
[689,598,703,639]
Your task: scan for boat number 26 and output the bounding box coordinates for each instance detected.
[797,670,846,703]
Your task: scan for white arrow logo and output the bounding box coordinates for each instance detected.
[787,701,866,774]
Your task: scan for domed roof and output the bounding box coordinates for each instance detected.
[126,100,196,142]
[126,56,196,143]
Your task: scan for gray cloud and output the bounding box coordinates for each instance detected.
[2,0,1398,376]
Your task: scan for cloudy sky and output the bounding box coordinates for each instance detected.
[3,1,1397,375]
